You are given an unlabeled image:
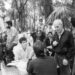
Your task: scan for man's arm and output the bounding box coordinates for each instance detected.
[67,32,75,58]
[13,47,21,60]
[10,28,18,43]
[27,60,33,75]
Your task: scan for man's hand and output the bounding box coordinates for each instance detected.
[63,59,68,66]
[47,46,53,49]
[53,41,58,46]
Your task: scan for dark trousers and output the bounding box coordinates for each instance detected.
[55,54,71,75]
[5,43,17,64]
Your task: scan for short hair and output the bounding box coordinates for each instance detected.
[48,31,52,35]
[6,21,12,26]
[19,37,27,43]
[33,40,46,57]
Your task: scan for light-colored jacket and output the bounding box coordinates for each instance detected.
[8,43,35,75]
[13,43,34,61]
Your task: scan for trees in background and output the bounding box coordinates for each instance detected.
[1,0,74,32]
[40,0,53,18]
[12,0,28,31]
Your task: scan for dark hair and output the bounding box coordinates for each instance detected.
[48,32,52,35]
[6,21,12,26]
[33,40,46,57]
[19,37,27,43]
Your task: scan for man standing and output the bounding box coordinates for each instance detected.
[6,21,18,49]
[5,21,18,62]
[52,19,75,75]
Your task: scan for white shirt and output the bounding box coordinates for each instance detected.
[13,43,34,61]
[6,26,18,45]
[8,43,35,75]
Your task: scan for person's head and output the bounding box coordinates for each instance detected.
[6,21,12,29]
[33,40,46,58]
[19,37,27,49]
[47,32,53,38]
[52,19,64,34]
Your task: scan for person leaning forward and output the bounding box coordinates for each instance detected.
[27,40,57,75]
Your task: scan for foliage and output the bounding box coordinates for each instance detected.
[40,0,53,18]
[11,0,28,31]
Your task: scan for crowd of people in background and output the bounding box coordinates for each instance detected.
[0,18,75,75]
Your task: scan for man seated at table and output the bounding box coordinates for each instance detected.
[27,40,57,75]
[8,37,34,75]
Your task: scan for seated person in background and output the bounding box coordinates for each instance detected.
[31,27,46,43]
[45,31,55,56]
[5,21,18,62]
[13,37,34,61]
[27,40,57,75]
[8,37,34,75]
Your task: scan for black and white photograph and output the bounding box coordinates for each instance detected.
[0,0,75,75]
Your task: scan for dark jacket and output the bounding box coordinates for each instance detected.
[31,31,46,42]
[45,37,55,56]
[27,56,57,75]
[45,37,53,46]
[53,30,75,59]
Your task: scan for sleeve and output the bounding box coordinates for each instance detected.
[27,60,33,75]
[27,47,34,60]
[10,27,18,43]
[13,47,21,60]
[12,27,18,36]
[69,32,74,49]
[67,32,75,58]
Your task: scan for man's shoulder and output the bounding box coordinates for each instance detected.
[64,30,71,34]
[28,58,37,66]
[64,30,73,36]
[31,56,55,61]
[30,57,56,66]
[13,44,21,52]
